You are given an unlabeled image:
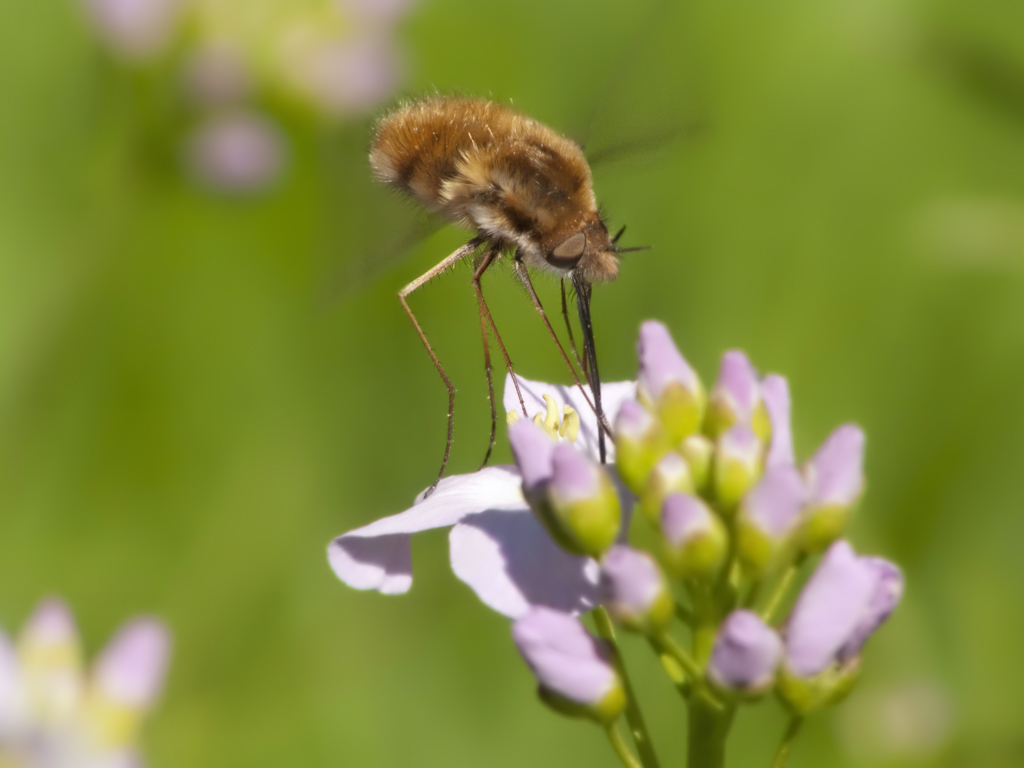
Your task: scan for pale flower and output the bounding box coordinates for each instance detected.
[328,373,636,618]
[0,599,170,768]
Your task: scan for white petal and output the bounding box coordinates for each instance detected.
[448,467,633,618]
[449,511,600,618]
[502,373,636,462]
[328,466,525,595]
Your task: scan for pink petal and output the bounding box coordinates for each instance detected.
[502,373,636,462]
[761,374,794,468]
[328,466,525,595]
[94,618,171,709]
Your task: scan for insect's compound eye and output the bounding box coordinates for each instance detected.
[547,232,587,268]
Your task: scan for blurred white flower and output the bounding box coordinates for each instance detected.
[279,34,404,117]
[0,599,171,768]
[184,112,288,193]
[836,680,956,764]
[80,0,183,60]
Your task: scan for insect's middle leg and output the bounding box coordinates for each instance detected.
[472,250,528,454]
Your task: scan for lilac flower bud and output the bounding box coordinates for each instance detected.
[801,425,865,552]
[713,424,763,510]
[760,374,794,469]
[660,493,728,580]
[785,541,902,678]
[512,608,625,724]
[636,321,705,444]
[638,451,694,528]
[737,465,807,576]
[184,113,287,193]
[706,351,769,440]
[836,558,904,663]
[600,546,673,634]
[94,619,171,711]
[680,434,714,492]
[80,0,182,61]
[708,611,782,695]
[545,445,622,558]
[614,399,672,494]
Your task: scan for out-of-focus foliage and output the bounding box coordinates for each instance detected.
[0,0,1021,766]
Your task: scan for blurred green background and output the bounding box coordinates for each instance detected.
[2,0,1022,766]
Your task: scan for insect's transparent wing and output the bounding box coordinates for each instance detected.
[318,120,449,304]
[573,0,708,170]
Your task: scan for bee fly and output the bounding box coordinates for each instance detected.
[371,95,642,493]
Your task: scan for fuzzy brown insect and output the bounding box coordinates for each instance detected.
[372,95,630,493]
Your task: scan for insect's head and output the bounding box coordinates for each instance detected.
[543,214,620,284]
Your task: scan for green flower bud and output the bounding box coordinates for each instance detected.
[777,658,861,715]
[636,321,706,444]
[614,400,673,494]
[600,546,675,635]
[545,445,622,558]
[736,466,806,578]
[639,451,694,528]
[712,425,763,512]
[680,434,714,493]
[660,493,729,580]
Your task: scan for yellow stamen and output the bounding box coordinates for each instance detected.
[559,406,580,442]
[506,410,521,426]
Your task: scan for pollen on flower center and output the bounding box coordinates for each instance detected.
[507,394,580,443]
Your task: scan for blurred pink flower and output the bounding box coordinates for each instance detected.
[80,0,183,60]
[0,598,171,768]
[184,112,287,193]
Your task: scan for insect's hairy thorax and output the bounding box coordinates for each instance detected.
[371,97,599,266]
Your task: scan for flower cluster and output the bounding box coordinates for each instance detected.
[0,598,171,768]
[327,319,903,768]
[78,0,415,191]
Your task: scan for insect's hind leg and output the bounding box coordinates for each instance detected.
[398,237,483,497]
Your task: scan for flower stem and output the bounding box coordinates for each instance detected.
[652,631,702,682]
[606,724,645,768]
[761,556,804,623]
[769,717,804,768]
[594,607,662,768]
[686,696,733,768]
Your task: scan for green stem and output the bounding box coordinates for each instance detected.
[594,607,662,768]
[652,632,702,682]
[761,557,804,623]
[675,601,696,628]
[769,717,804,768]
[606,724,645,768]
[686,697,733,768]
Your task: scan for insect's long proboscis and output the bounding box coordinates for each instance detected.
[572,273,608,464]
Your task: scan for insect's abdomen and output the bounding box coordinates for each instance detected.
[370,96,595,239]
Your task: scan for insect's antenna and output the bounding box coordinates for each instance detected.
[612,225,627,245]
[571,273,608,464]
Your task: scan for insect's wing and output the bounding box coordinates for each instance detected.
[572,0,708,170]
[318,121,449,304]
